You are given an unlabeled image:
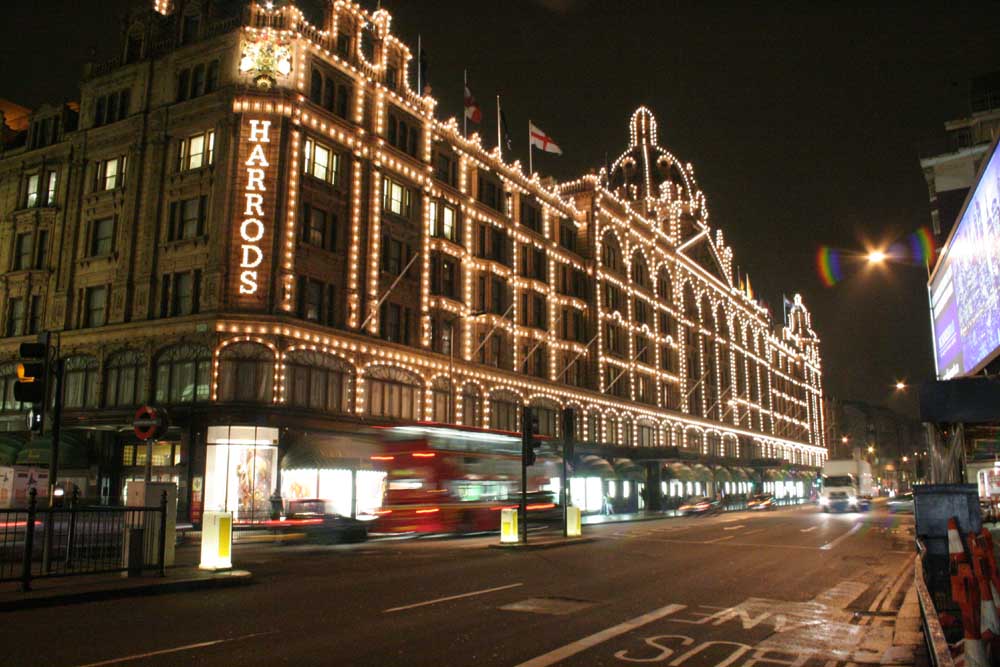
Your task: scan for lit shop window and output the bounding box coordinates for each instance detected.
[382,177,412,218]
[304,138,339,185]
[204,425,279,524]
[178,130,215,171]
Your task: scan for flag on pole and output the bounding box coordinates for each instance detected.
[418,41,430,95]
[499,103,513,152]
[464,82,482,124]
[782,293,793,326]
[745,275,754,300]
[529,121,563,155]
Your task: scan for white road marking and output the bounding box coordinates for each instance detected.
[742,528,766,536]
[800,526,817,533]
[514,603,686,667]
[73,632,275,666]
[723,525,745,531]
[820,522,862,550]
[383,582,523,613]
[705,535,735,543]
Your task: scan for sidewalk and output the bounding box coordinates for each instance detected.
[0,566,252,613]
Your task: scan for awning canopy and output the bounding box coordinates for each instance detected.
[713,467,732,483]
[729,467,749,482]
[15,432,90,468]
[613,458,645,481]
[663,462,694,482]
[690,464,713,483]
[574,455,616,478]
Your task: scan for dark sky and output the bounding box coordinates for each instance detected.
[4,0,1000,415]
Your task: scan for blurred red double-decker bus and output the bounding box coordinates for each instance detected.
[370,423,561,534]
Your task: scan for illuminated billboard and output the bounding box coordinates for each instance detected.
[929,137,1000,379]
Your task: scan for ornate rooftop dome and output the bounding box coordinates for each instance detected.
[607,107,696,209]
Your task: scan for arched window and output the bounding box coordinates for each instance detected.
[489,389,520,431]
[622,418,634,447]
[682,283,698,322]
[586,411,599,442]
[707,432,723,457]
[218,342,274,403]
[154,344,211,404]
[638,421,655,447]
[0,363,24,412]
[700,296,715,331]
[63,356,99,409]
[605,413,619,445]
[366,366,421,420]
[461,384,481,427]
[530,398,559,436]
[657,268,672,303]
[631,251,649,289]
[285,350,352,413]
[600,233,622,274]
[105,350,146,408]
[431,377,452,423]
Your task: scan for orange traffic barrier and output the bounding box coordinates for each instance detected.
[979,529,1000,610]
[968,532,1000,640]
[952,560,989,667]
[951,518,969,564]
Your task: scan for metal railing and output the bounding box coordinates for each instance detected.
[0,488,168,591]
[915,538,955,667]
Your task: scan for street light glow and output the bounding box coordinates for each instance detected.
[867,445,875,454]
[895,381,906,390]
[867,250,887,264]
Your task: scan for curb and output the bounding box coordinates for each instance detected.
[488,537,597,551]
[0,569,253,613]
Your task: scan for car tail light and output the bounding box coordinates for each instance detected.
[412,452,436,458]
[373,509,393,516]
[415,507,440,514]
[370,455,395,461]
[527,503,556,511]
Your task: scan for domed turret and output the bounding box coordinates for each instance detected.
[607,107,695,210]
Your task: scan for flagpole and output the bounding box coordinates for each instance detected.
[417,35,421,94]
[528,121,533,175]
[496,95,502,160]
[463,69,467,138]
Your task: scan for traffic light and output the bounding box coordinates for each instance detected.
[522,406,541,466]
[14,342,48,406]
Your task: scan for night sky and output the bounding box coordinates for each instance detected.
[4,0,1000,415]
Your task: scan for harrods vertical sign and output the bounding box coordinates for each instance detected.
[233,117,278,307]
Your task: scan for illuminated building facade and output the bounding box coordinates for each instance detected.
[0,0,825,521]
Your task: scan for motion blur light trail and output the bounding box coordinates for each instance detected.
[816,246,844,287]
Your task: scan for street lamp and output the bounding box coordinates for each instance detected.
[895,381,906,391]
[867,445,875,454]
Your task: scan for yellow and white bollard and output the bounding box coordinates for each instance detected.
[566,506,582,537]
[199,511,233,570]
[500,508,519,544]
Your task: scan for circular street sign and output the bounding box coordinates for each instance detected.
[133,405,162,441]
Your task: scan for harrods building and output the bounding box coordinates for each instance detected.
[0,0,827,522]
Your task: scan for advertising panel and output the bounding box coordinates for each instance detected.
[929,138,1000,379]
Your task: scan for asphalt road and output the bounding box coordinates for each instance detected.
[1,504,915,667]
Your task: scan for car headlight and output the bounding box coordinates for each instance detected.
[848,496,857,505]
[819,497,829,505]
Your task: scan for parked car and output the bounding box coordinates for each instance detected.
[678,496,722,516]
[284,499,369,543]
[887,492,914,513]
[747,493,775,511]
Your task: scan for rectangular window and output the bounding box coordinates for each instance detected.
[477,173,503,211]
[336,31,351,58]
[387,112,419,156]
[45,171,57,205]
[25,174,40,208]
[206,60,219,93]
[380,302,405,343]
[191,63,206,98]
[90,217,114,256]
[172,272,195,316]
[98,156,126,190]
[6,298,25,337]
[34,230,47,270]
[300,279,323,322]
[28,295,41,335]
[179,130,215,171]
[85,286,108,328]
[382,177,412,218]
[521,200,541,232]
[381,237,403,275]
[13,233,33,271]
[429,200,457,241]
[434,151,456,186]
[533,293,546,328]
[559,220,577,253]
[177,68,191,102]
[304,138,340,185]
[306,205,326,248]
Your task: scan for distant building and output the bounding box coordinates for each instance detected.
[0,0,826,522]
[920,71,1000,242]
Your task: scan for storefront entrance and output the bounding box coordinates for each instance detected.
[204,425,279,524]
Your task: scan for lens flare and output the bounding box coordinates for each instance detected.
[909,226,936,266]
[816,246,843,287]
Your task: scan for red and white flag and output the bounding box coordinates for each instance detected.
[464,85,482,124]
[529,121,563,155]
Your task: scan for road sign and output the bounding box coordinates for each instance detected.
[133,405,164,441]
